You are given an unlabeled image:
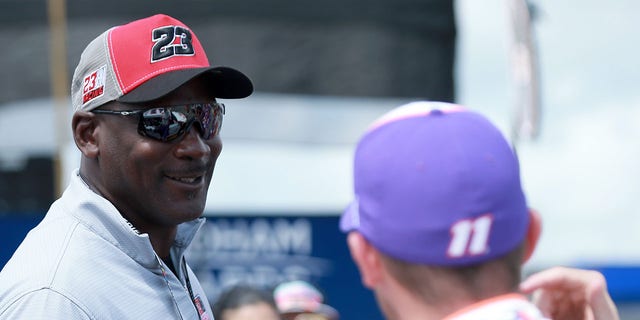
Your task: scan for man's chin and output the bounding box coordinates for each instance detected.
[168,202,206,224]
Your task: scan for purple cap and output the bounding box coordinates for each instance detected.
[340,101,529,266]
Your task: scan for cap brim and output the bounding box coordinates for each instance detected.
[117,66,253,103]
[339,200,359,233]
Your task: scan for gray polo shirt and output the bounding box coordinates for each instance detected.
[0,170,213,319]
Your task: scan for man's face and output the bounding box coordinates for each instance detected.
[93,78,222,231]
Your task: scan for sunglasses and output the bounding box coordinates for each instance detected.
[92,102,225,142]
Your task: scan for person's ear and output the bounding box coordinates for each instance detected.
[347,232,384,289]
[72,111,100,158]
[522,208,542,264]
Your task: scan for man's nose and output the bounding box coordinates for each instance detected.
[174,123,211,160]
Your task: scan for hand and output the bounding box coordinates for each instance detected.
[519,267,619,320]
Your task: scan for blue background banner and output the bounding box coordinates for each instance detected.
[0,214,43,267]
[187,215,383,320]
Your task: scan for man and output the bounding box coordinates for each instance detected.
[0,14,252,319]
[339,101,618,319]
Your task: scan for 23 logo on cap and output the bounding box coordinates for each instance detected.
[151,26,195,62]
[82,66,106,104]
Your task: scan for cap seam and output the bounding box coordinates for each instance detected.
[106,28,125,92]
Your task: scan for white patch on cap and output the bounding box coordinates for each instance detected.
[367,101,466,133]
[82,65,106,105]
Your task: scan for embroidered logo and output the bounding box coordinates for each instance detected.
[193,295,210,320]
[151,25,195,62]
[82,66,106,104]
[124,220,140,235]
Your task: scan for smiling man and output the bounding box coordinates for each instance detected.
[0,14,252,319]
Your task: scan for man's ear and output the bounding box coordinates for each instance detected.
[347,232,384,289]
[522,208,542,264]
[72,111,100,158]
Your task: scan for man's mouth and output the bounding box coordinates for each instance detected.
[167,175,203,184]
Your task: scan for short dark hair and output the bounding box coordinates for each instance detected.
[379,241,526,304]
[213,284,278,320]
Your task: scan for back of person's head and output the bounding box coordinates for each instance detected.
[340,101,541,304]
[213,284,280,320]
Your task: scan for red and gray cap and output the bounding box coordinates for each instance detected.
[340,101,529,266]
[71,14,253,112]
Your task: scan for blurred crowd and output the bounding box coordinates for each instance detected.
[214,280,339,320]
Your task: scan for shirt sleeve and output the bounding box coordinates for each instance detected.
[0,289,93,320]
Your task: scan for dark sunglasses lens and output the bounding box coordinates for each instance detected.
[140,108,188,141]
[139,104,223,142]
[192,103,224,140]
[194,104,213,139]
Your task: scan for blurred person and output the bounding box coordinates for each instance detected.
[274,280,339,320]
[340,101,618,320]
[0,14,252,319]
[213,285,281,320]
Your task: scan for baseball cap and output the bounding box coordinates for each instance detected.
[71,14,253,112]
[274,281,339,320]
[340,101,529,266]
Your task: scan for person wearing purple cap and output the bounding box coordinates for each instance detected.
[340,101,619,319]
[0,14,252,319]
